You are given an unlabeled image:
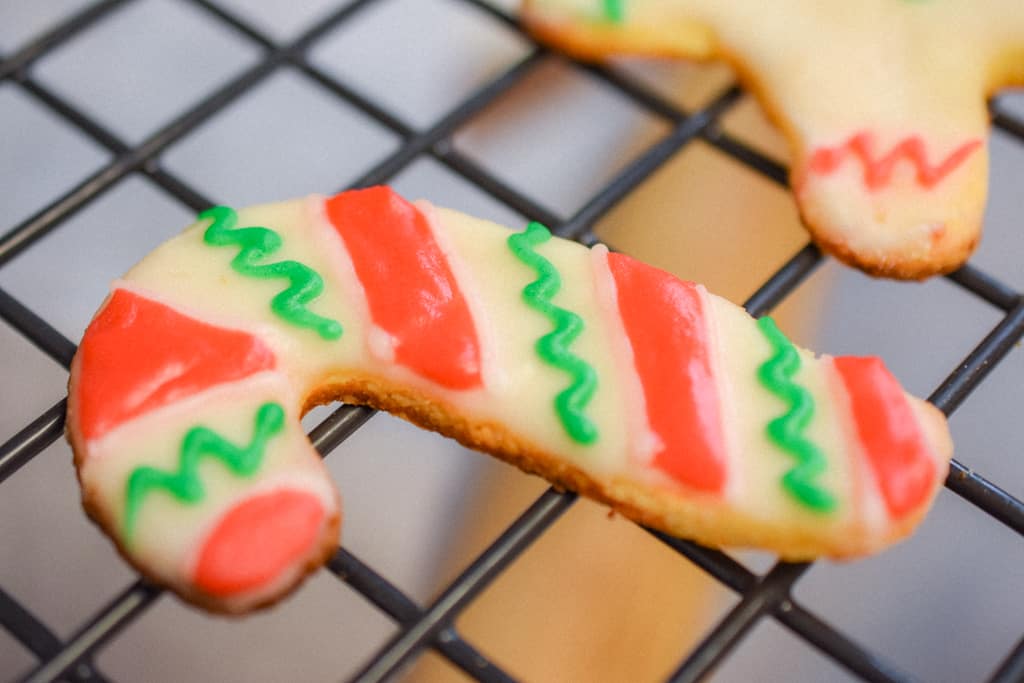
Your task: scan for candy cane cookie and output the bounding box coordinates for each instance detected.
[67,186,953,613]
[521,0,1024,279]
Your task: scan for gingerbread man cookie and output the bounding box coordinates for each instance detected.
[522,0,1024,279]
[67,187,952,613]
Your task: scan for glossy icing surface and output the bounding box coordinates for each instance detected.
[756,317,836,513]
[833,356,937,517]
[708,297,857,528]
[431,206,631,470]
[201,205,344,341]
[604,248,726,493]
[123,197,364,393]
[75,288,276,442]
[69,186,953,612]
[193,489,326,597]
[79,372,337,601]
[508,222,599,444]
[325,187,482,389]
[123,401,286,540]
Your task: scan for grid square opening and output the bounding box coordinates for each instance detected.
[0,83,109,236]
[31,0,261,144]
[162,68,401,205]
[309,0,531,129]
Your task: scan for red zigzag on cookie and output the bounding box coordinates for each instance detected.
[807,131,982,191]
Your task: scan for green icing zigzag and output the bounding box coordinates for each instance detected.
[507,222,598,445]
[123,402,285,541]
[201,205,342,341]
[756,316,836,513]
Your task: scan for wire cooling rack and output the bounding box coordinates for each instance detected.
[1,0,1023,681]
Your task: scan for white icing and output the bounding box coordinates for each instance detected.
[703,285,743,504]
[366,324,398,364]
[123,195,636,477]
[180,469,339,579]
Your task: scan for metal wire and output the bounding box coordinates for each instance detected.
[1,1,1022,681]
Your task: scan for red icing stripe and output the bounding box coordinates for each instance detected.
[75,289,276,442]
[606,252,727,493]
[193,489,325,597]
[324,187,482,390]
[833,356,936,519]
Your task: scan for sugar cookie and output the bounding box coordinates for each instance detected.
[67,187,953,613]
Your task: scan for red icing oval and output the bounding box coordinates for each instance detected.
[833,356,936,519]
[193,489,326,597]
[607,252,727,493]
[324,187,482,389]
[75,289,276,442]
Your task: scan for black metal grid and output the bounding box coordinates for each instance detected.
[0,1,1022,681]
